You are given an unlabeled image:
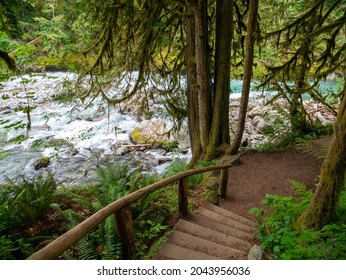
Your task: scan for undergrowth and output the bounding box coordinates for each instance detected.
[255,122,333,152]
[250,180,346,260]
[0,158,218,260]
[0,175,57,259]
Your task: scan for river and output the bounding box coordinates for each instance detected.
[0,72,339,187]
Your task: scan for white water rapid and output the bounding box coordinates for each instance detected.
[0,72,191,186]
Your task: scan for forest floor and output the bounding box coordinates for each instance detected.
[220,135,333,219]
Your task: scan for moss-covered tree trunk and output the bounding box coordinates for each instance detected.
[229,0,258,155]
[206,0,233,159]
[185,1,202,162]
[194,0,212,153]
[296,90,346,230]
[289,58,311,134]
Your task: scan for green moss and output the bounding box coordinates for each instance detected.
[33,156,51,170]
[129,128,149,144]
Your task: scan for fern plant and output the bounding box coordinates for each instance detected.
[0,174,57,259]
[51,164,133,260]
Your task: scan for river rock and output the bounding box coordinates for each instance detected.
[130,151,158,171]
[33,156,50,170]
[129,119,170,146]
[315,112,327,125]
[157,156,173,165]
[251,116,267,132]
[248,106,263,118]
[230,101,240,107]
[115,146,130,156]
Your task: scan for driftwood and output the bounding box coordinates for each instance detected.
[119,144,151,148]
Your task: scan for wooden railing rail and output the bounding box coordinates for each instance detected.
[27,164,233,260]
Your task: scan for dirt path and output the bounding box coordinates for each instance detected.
[220,136,332,219]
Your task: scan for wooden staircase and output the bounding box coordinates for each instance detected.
[154,203,256,260]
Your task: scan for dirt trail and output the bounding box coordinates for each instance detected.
[220,136,332,219]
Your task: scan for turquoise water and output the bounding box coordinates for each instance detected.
[230,79,342,96]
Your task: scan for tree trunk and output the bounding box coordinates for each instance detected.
[295,90,346,230]
[206,0,233,159]
[229,0,258,155]
[194,0,212,153]
[185,1,202,162]
[289,58,311,134]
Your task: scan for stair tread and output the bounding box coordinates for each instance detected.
[188,213,254,241]
[153,203,257,260]
[167,230,247,259]
[204,204,256,228]
[175,219,252,252]
[155,242,220,260]
[196,208,255,234]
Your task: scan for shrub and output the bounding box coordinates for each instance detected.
[250,180,346,259]
[0,175,57,259]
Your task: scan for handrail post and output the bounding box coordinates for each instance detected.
[219,168,229,199]
[178,177,188,217]
[114,205,135,259]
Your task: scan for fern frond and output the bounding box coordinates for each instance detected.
[102,216,123,260]
[288,179,309,196]
[144,231,171,260]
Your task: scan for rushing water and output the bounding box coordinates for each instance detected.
[0,72,191,186]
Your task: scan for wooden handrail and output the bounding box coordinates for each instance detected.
[27,164,233,260]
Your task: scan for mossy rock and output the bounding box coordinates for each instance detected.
[33,156,50,170]
[129,120,170,147]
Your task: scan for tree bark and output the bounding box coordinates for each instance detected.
[229,0,258,155]
[194,0,212,153]
[206,0,233,159]
[295,90,346,230]
[185,1,202,162]
[289,58,311,134]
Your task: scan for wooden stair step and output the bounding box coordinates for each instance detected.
[166,230,247,259]
[188,213,254,242]
[196,208,255,234]
[175,219,252,252]
[204,203,256,228]
[155,243,220,260]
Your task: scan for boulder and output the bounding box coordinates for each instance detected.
[251,116,267,131]
[248,106,263,118]
[129,119,170,147]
